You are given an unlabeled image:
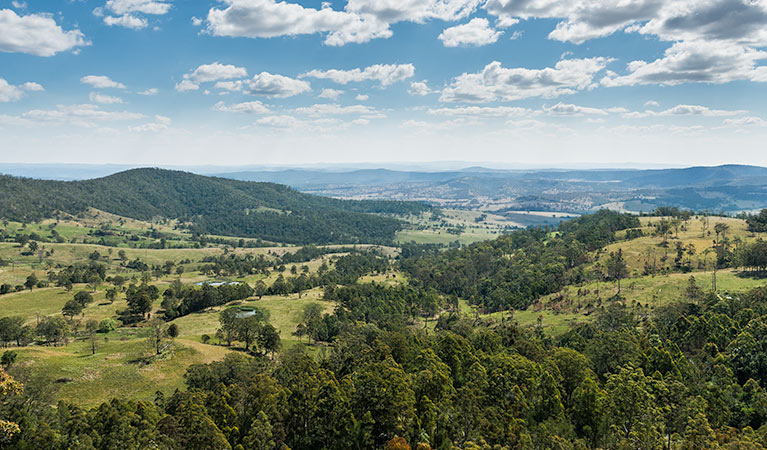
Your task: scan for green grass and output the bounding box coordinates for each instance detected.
[9,332,230,408]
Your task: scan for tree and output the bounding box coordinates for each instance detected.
[0,368,22,443]
[85,319,99,355]
[218,308,240,347]
[605,249,629,295]
[62,299,84,319]
[74,291,94,307]
[167,323,179,339]
[237,315,263,351]
[126,284,159,320]
[105,287,118,303]
[148,317,168,355]
[684,276,704,303]
[24,273,38,291]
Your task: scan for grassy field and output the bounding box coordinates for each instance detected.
[10,333,231,408]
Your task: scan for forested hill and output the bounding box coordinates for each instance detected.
[0,168,430,244]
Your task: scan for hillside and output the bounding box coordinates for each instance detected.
[216,164,767,213]
[0,168,430,244]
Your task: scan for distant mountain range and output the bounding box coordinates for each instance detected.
[2,163,766,216]
[0,168,430,244]
[213,164,767,214]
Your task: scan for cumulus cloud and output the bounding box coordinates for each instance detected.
[205,0,481,46]
[81,75,126,89]
[479,0,767,89]
[318,88,344,100]
[175,80,200,92]
[103,14,147,29]
[440,57,610,103]
[95,0,172,29]
[205,0,392,46]
[601,41,767,87]
[89,92,124,104]
[213,100,271,114]
[355,94,369,101]
[344,0,481,23]
[138,88,158,95]
[0,78,43,102]
[408,81,434,96]
[483,0,662,44]
[185,62,247,83]
[439,18,502,47]
[246,72,311,97]
[302,63,415,86]
[0,9,88,56]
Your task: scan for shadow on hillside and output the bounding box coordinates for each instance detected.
[736,271,767,280]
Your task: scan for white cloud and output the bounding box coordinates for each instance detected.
[89,92,124,104]
[11,1,26,9]
[0,79,43,102]
[81,75,126,89]
[175,80,199,92]
[355,94,369,101]
[623,104,746,118]
[185,62,247,83]
[440,57,610,103]
[102,0,172,16]
[302,63,415,86]
[544,102,609,116]
[483,0,663,45]
[214,81,243,92]
[246,72,311,97]
[408,81,434,96]
[213,100,271,114]
[130,114,171,132]
[644,100,660,107]
[138,88,158,95]
[20,104,144,127]
[205,0,392,46]
[438,18,502,47]
[428,106,531,118]
[21,82,43,91]
[0,9,88,56]
[205,0,481,46]
[345,0,480,23]
[96,0,172,29]
[602,41,767,87]
[318,88,344,100]
[723,116,766,127]
[103,14,147,29]
[207,73,310,97]
[191,16,202,26]
[294,103,376,116]
[255,115,301,128]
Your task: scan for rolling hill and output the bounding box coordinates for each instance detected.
[0,168,430,244]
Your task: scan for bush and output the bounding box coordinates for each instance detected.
[1,350,17,367]
[98,318,117,333]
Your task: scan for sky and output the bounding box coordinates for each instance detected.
[2,0,767,168]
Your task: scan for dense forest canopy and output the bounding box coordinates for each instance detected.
[0,168,431,244]
[401,210,641,312]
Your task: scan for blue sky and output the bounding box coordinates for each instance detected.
[2,0,767,167]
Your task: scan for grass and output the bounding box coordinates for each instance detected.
[9,333,231,408]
